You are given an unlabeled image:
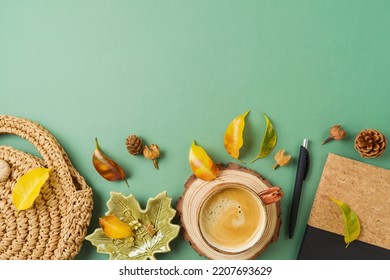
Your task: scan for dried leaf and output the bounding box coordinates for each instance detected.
[330,197,361,247]
[251,113,277,163]
[224,111,249,159]
[93,138,129,187]
[86,191,180,260]
[99,215,134,239]
[12,167,49,210]
[189,141,219,181]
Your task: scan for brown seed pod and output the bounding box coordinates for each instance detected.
[322,125,346,145]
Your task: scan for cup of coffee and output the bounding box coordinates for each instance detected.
[198,183,283,254]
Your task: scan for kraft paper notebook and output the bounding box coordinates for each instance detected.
[298,153,390,259]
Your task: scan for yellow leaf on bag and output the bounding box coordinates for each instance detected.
[99,215,134,239]
[224,111,249,159]
[189,141,219,181]
[12,167,50,210]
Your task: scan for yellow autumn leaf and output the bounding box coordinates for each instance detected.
[330,197,361,248]
[224,111,249,159]
[99,215,134,239]
[12,167,50,210]
[189,141,219,181]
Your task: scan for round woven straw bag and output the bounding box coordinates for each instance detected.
[0,115,93,259]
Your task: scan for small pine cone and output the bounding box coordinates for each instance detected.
[126,135,144,155]
[354,129,387,158]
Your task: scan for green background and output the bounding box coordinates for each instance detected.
[1,1,390,260]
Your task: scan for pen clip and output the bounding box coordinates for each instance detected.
[302,147,310,180]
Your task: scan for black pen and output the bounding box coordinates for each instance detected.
[289,139,310,239]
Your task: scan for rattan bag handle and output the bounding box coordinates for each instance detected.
[0,115,86,192]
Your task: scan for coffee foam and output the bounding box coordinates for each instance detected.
[203,197,245,228]
[199,185,264,252]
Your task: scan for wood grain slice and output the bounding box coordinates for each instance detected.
[176,163,282,260]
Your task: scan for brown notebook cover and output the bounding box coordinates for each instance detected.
[298,153,390,259]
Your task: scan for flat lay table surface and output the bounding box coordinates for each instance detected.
[1,1,390,260]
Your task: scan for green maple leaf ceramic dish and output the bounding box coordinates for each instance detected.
[85,191,180,260]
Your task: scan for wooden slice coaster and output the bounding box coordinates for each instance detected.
[176,163,282,260]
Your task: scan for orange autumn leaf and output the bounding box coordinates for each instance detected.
[224,111,249,159]
[99,215,134,239]
[189,141,219,181]
[93,138,130,187]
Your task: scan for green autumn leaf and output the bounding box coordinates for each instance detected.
[85,191,180,260]
[250,113,277,163]
[12,167,50,210]
[330,197,361,248]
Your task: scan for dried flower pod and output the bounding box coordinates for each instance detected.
[354,129,386,158]
[143,144,160,169]
[273,150,292,170]
[0,159,11,182]
[322,125,346,145]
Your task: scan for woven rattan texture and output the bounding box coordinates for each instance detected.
[0,116,93,259]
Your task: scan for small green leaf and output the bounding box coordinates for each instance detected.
[12,167,50,210]
[250,113,277,163]
[330,197,361,248]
